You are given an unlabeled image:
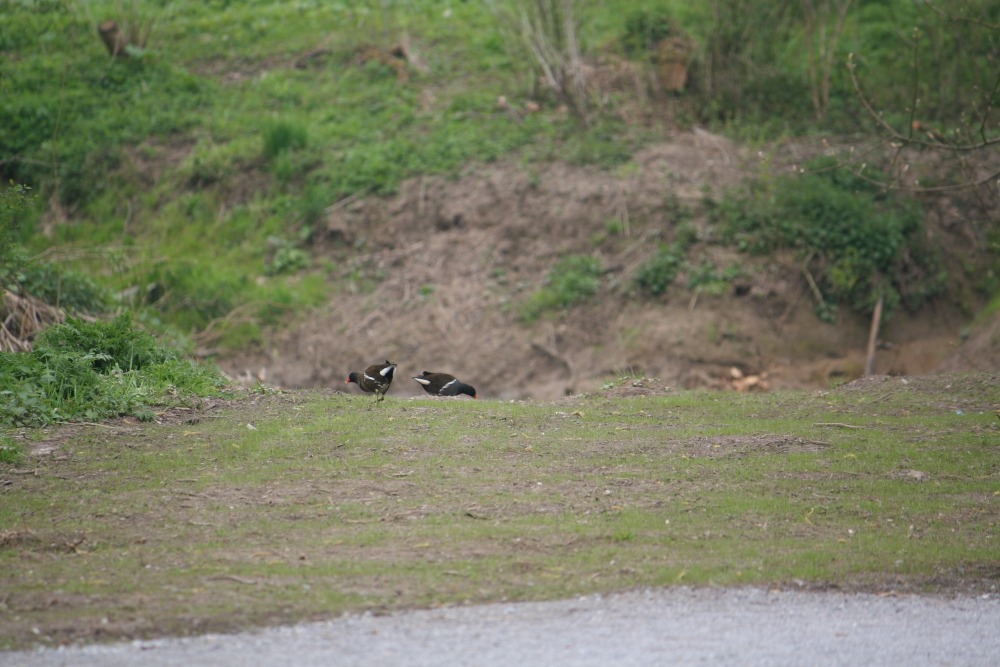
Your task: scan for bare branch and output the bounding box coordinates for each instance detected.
[848,54,1000,153]
[922,1,1000,30]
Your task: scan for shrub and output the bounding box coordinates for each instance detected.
[36,312,175,373]
[16,259,113,314]
[520,255,602,321]
[634,244,683,296]
[0,182,36,295]
[634,223,696,297]
[715,157,935,316]
[264,236,310,276]
[622,6,678,58]
[0,312,225,427]
[687,259,741,297]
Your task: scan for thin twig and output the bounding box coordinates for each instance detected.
[814,422,864,429]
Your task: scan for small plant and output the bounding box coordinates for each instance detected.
[687,259,742,297]
[605,218,627,236]
[519,254,602,321]
[0,433,24,465]
[0,182,35,296]
[264,236,310,276]
[634,244,683,296]
[15,258,113,314]
[621,6,677,58]
[261,120,309,160]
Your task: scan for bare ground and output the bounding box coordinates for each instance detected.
[215,133,990,399]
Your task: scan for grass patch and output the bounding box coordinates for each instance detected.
[0,312,226,426]
[1,373,997,648]
[519,255,602,321]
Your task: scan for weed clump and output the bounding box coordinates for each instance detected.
[0,312,225,427]
[14,255,113,314]
[634,223,698,297]
[714,157,941,318]
[262,120,309,160]
[520,255,602,321]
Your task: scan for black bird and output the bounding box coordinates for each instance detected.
[346,360,397,403]
[412,372,477,399]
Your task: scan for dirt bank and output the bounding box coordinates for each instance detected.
[218,133,987,399]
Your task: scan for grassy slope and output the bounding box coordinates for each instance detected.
[5,0,638,349]
[5,1,997,348]
[1,374,997,649]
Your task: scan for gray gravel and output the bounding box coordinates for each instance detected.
[3,587,999,667]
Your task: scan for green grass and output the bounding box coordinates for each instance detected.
[4,0,993,348]
[0,313,226,426]
[1,374,997,648]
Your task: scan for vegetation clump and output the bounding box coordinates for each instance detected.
[0,183,35,296]
[634,223,698,297]
[714,157,941,318]
[520,254,602,321]
[0,312,225,427]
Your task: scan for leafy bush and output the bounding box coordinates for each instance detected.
[0,312,225,427]
[715,157,936,315]
[264,236,310,276]
[634,244,683,296]
[520,255,602,321]
[37,312,175,372]
[0,433,24,465]
[16,257,113,314]
[687,259,741,296]
[622,6,678,57]
[634,223,698,297]
[0,182,36,295]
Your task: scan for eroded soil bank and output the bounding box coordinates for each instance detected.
[217,134,991,399]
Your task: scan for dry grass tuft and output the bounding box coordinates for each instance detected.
[0,291,67,353]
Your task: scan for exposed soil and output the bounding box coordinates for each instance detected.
[215,133,993,399]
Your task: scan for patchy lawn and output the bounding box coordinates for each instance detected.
[1,374,998,650]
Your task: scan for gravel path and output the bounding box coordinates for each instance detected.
[3,587,999,667]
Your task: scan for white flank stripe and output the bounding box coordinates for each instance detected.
[441,379,458,390]
[364,373,377,383]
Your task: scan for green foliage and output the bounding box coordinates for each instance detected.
[621,5,678,57]
[0,8,207,206]
[0,0,987,351]
[0,433,24,465]
[634,244,683,296]
[687,259,741,296]
[0,182,36,295]
[634,223,698,297]
[261,119,309,160]
[520,255,602,321]
[715,157,937,315]
[0,313,225,427]
[36,312,177,373]
[264,236,310,276]
[15,255,113,314]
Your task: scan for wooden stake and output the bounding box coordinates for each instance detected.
[864,292,884,376]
